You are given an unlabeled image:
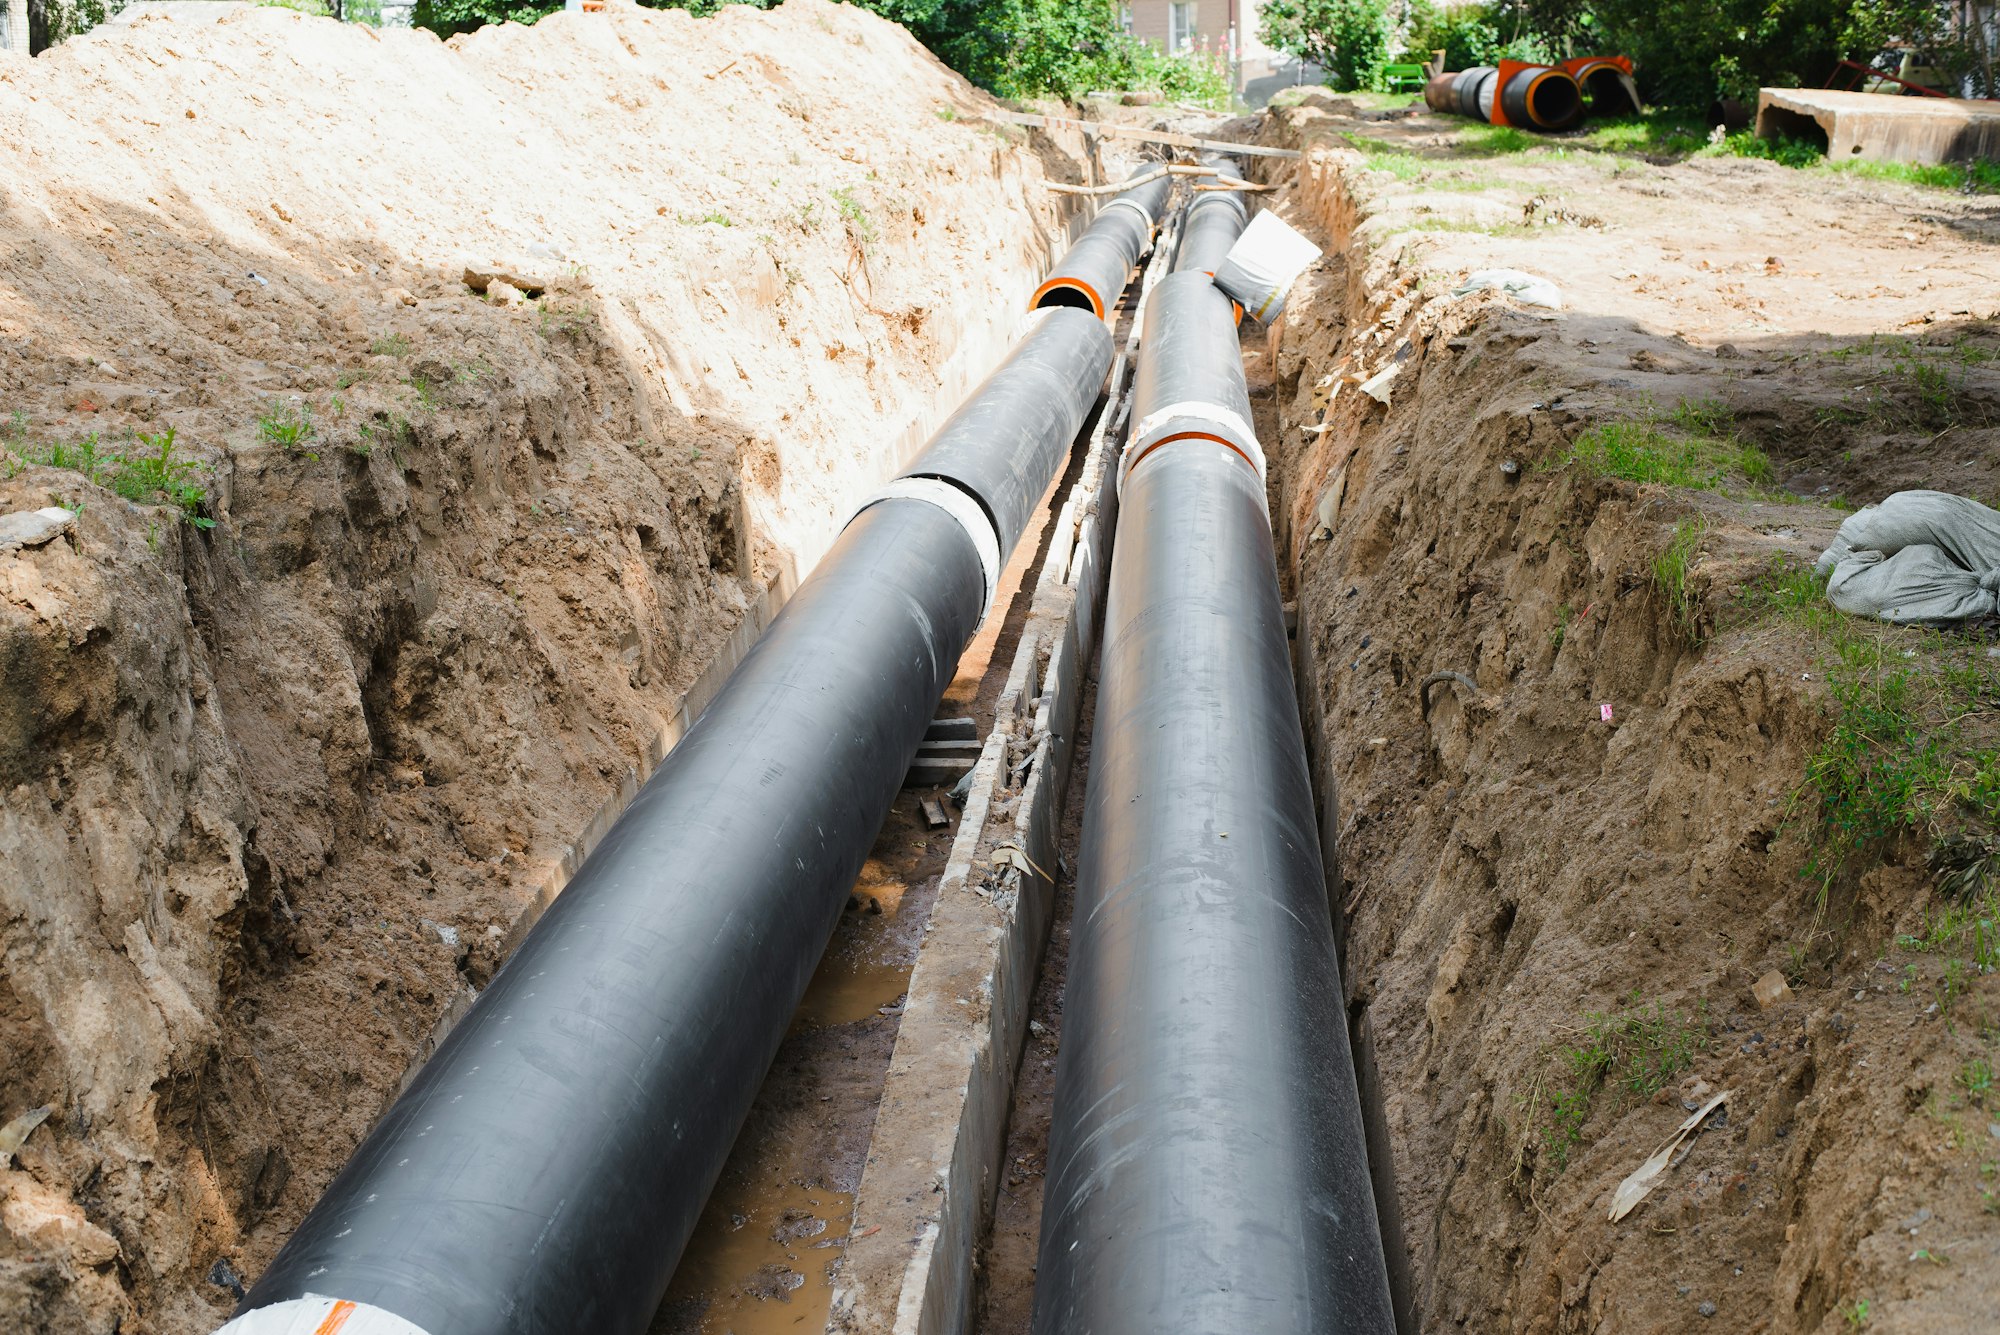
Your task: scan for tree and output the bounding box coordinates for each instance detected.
[1260,0,1392,92]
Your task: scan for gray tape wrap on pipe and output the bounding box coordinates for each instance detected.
[1120,270,1263,482]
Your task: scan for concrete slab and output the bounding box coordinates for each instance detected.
[1756,86,2000,165]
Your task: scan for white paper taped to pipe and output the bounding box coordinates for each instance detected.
[213,1295,432,1335]
[1124,399,1268,480]
[850,477,1003,617]
[1213,211,1322,323]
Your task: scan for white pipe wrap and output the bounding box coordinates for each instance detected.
[850,477,1003,617]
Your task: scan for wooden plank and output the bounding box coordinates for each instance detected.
[988,110,1302,160]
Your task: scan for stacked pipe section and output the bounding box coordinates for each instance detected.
[1033,164,1174,320]
[217,307,1114,1335]
[1424,59,1585,131]
[1031,267,1395,1334]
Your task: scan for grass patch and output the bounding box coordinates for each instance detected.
[1456,123,1539,155]
[369,333,412,358]
[1712,130,2000,194]
[1569,110,1710,157]
[1528,995,1711,1169]
[11,425,215,529]
[1818,340,1992,435]
[1552,396,1774,495]
[1654,515,1710,645]
[676,210,734,227]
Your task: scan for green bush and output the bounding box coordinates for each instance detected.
[1398,0,1501,69]
[1261,0,1393,92]
[1514,0,1986,106]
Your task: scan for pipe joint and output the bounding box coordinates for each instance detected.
[217,1296,430,1335]
[850,478,1002,617]
[1123,400,1266,485]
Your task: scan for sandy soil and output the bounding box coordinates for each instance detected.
[0,6,1094,1332]
[1254,93,2000,1333]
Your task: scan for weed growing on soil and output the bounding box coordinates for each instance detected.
[1652,516,1710,644]
[1820,345,1987,435]
[1556,397,1772,493]
[370,333,412,358]
[116,428,216,529]
[1839,1297,1871,1329]
[677,210,734,227]
[258,399,316,451]
[1960,1058,1994,1103]
[830,186,875,245]
[1528,996,1710,1169]
[11,426,214,528]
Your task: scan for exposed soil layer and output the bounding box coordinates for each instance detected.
[1257,94,2000,1334]
[0,7,1092,1333]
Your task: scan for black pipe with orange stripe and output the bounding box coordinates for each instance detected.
[1032,165,1173,320]
[1031,267,1395,1335]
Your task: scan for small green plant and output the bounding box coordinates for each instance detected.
[1956,1058,1992,1103]
[676,210,734,227]
[114,427,216,529]
[29,434,120,487]
[933,106,959,122]
[4,409,27,443]
[258,399,316,450]
[1653,516,1709,646]
[1531,995,1710,1168]
[1550,603,1573,651]
[369,333,412,358]
[830,186,876,245]
[1839,1297,1871,1329]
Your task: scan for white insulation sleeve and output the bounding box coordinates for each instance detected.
[1123,398,1268,480]
[213,1295,431,1335]
[1099,196,1158,230]
[849,477,1003,617]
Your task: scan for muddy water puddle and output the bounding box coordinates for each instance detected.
[666,1182,855,1334]
[653,452,1067,1334]
[649,796,946,1335]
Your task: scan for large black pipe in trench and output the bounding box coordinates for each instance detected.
[1173,156,1247,278]
[1033,165,1174,321]
[1031,270,1395,1335]
[218,307,1114,1335]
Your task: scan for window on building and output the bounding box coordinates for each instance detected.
[1169,1,1196,53]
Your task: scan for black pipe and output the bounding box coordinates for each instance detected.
[1032,271,1394,1335]
[1174,157,1248,279]
[219,308,1113,1335]
[1500,64,1584,131]
[1033,166,1173,320]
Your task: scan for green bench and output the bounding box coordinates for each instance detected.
[1384,63,1428,93]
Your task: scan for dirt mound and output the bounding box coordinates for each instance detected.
[0,5,1088,1331]
[1257,96,2000,1333]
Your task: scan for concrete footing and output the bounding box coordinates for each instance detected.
[1756,86,2000,165]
